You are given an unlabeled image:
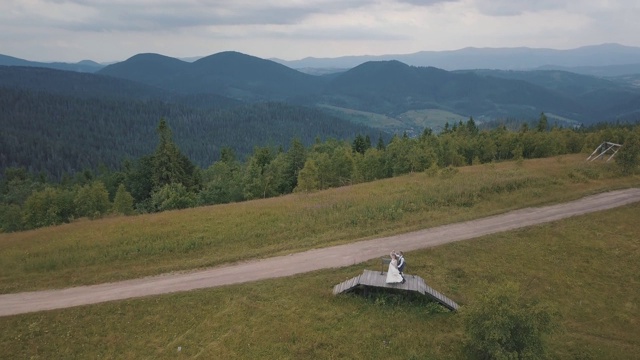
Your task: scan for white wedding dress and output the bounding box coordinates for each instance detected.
[385,259,404,283]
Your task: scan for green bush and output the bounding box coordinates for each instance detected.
[616,131,640,175]
[112,184,134,215]
[74,181,111,219]
[461,282,558,359]
[150,183,197,211]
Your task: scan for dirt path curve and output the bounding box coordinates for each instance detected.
[1,188,639,317]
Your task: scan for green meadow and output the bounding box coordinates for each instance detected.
[1,154,639,358]
[397,109,469,132]
[317,104,408,133]
[316,104,469,135]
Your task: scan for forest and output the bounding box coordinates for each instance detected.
[0,87,381,178]
[1,114,639,233]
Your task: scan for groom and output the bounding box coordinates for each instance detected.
[397,251,406,284]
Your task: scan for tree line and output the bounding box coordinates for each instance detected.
[1,115,639,233]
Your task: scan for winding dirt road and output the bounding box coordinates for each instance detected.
[1,188,639,317]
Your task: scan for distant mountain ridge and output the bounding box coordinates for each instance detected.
[5,43,640,76]
[273,43,640,73]
[4,46,640,129]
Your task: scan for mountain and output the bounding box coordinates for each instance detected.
[96,51,640,124]
[97,53,190,88]
[0,54,104,73]
[273,43,640,73]
[98,51,325,101]
[317,61,586,121]
[6,49,640,144]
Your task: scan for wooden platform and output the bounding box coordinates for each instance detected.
[333,270,459,311]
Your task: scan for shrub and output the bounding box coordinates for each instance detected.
[460,282,557,359]
[150,183,197,211]
[112,184,135,215]
[616,132,640,175]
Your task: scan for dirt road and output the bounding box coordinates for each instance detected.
[1,188,639,317]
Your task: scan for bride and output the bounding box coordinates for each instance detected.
[385,252,404,284]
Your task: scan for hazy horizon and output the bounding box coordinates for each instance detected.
[2,1,639,63]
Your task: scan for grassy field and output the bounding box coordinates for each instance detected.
[1,154,639,295]
[0,155,639,359]
[1,194,638,358]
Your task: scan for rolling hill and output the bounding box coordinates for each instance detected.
[98,51,326,101]
[96,53,190,88]
[95,51,640,125]
[318,60,586,121]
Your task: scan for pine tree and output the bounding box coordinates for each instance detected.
[151,118,200,192]
[283,138,307,193]
[153,119,185,188]
[537,112,549,132]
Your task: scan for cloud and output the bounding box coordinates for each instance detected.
[4,0,460,33]
[1,0,639,62]
[4,0,380,32]
[470,0,563,16]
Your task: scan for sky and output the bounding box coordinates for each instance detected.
[1,0,639,63]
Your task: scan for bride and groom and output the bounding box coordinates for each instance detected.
[385,251,406,284]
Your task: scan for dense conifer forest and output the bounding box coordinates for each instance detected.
[0,87,381,178]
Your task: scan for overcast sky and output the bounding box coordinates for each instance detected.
[1,0,639,63]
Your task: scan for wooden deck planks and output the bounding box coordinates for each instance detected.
[333,270,459,311]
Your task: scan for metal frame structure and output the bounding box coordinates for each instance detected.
[586,141,622,162]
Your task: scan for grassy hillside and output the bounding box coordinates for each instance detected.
[0,156,638,358]
[1,154,638,294]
